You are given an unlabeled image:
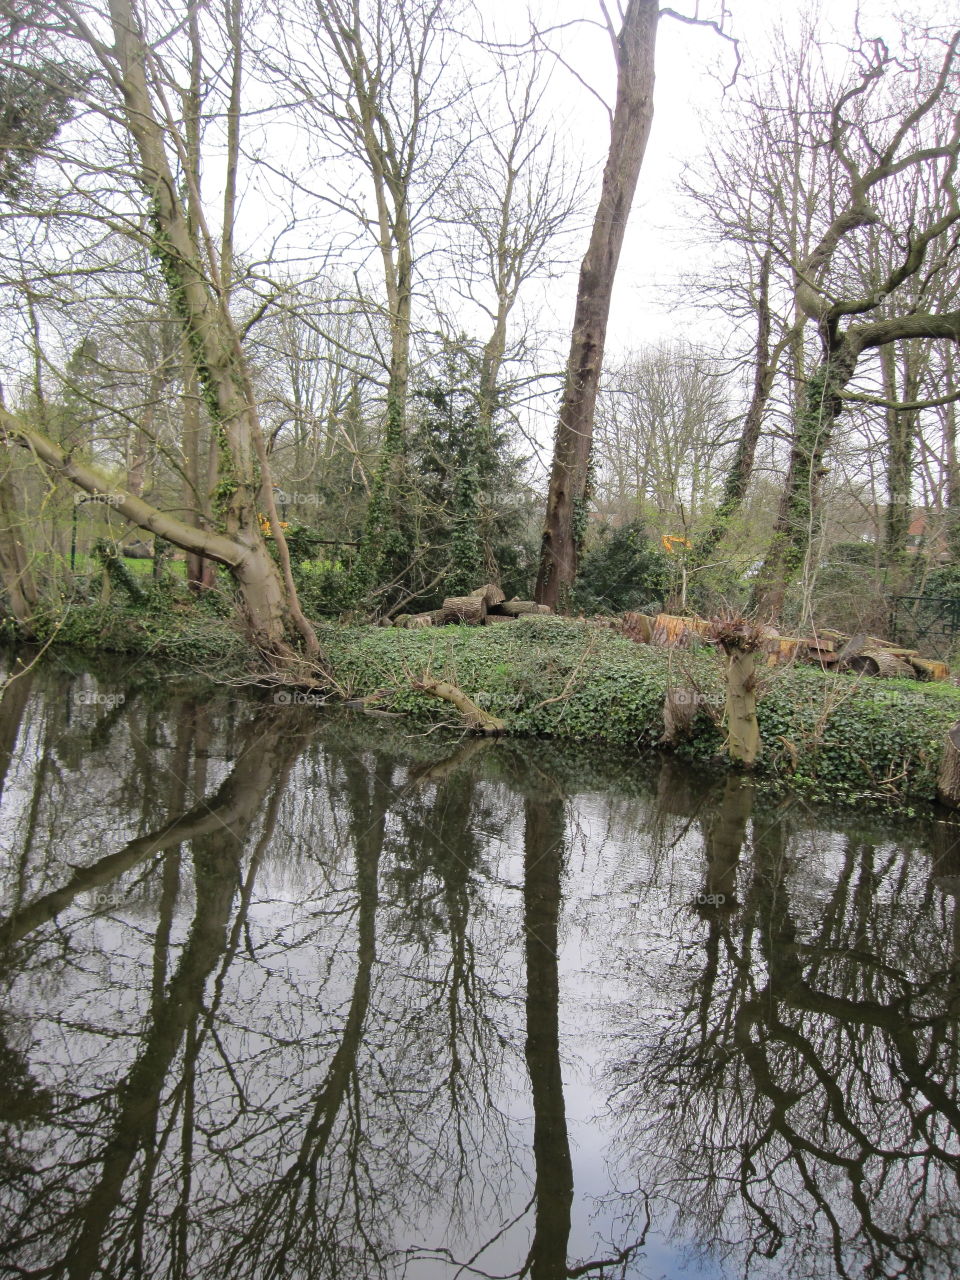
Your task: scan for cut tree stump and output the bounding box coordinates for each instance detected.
[441,595,487,625]
[937,721,960,807]
[470,583,506,608]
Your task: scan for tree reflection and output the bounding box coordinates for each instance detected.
[522,785,573,1280]
[608,781,960,1278]
[2,671,957,1280]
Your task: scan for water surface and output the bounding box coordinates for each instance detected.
[0,655,958,1279]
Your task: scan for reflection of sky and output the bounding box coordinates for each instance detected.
[0,680,951,1279]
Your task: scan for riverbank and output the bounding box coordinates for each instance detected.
[15,603,960,809]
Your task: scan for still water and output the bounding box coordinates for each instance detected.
[0,655,958,1279]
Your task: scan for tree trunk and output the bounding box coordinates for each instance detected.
[534,0,659,611]
[100,0,317,658]
[0,459,38,629]
[882,343,920,566]
[689,251,774,572]
[749,354,848,619]
[724,649,760,766]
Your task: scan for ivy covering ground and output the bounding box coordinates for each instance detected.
[317,617,960,809]
[21,602,960,809]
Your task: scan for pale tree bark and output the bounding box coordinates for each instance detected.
[0,454,38,627]
[534,0,659,610]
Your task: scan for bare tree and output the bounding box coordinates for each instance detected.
[534,1,736,610]
[750,29,960,619]
[0,0,321,662]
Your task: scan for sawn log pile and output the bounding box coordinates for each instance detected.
[620,612,950,681]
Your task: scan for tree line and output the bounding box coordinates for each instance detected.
[0,0,958,671]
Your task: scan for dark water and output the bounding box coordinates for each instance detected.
[0,654,959,1280]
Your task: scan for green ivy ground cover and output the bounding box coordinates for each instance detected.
[317,617,960,809]
[24,603,960,809]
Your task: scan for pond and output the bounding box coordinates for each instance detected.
[0,652,958,1279]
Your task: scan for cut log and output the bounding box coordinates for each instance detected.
[517,607,557,620]
[441,595,487,625]
[620,611,653,644]
[492,599,542,617]
[651,614,692,648]
[484,612,516,623]
[908,656,950,682]
[469,583,506,608]
[846,648,916,678]
[765,637,802,666]
[407,612,434,628]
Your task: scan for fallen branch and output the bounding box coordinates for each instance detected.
[410,676,506,734]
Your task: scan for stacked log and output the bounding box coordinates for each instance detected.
[493,599,543,617]
[393,611,435,629]
[470,583,506,609]
[440,595,487,625]
[388,585,555,628]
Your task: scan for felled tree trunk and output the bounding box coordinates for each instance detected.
[411,676,506,734]
[441,596,487,625]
